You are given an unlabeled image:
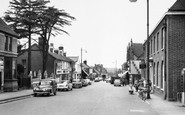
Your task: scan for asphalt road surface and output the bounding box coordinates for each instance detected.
[0,81,159,115]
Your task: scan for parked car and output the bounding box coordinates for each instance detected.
[81,79,88,86]
[33,79,57,97]
[72,79,82,88]
[57,80,73,91]
[105,78,111,83]
[86,78,92,85]
[114,79,121,86]
[94,77,99,82]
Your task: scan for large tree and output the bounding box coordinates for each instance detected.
[4,0,75,78]
[36,6,75,78]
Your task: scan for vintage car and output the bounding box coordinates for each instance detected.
[72,79,82,88]
[33,79,57,97]
[57,80,73,91]
[86,78,92,85]
[114,79,121,86]
[81,79,89,86]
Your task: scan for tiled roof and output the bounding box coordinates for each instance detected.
[168,0,185,12]
[132,43,144,59]
[68,56,79,62]
[49,52,74,62]
[82,63,90,68]
[0,18,18,37]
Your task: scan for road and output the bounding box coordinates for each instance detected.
[0,81,159,115]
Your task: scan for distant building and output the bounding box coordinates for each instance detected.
[126,39,144,83]
[0,18,19,92]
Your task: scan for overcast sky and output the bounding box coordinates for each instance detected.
[0,0,177,68]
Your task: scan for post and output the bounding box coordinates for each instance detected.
[81,48,82,79]
[146,0,150,99]
[129,0,150,98]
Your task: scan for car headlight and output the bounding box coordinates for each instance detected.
[43,88,50,91]
[34,87,39,90]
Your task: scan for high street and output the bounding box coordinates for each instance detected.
[0,81,159,115]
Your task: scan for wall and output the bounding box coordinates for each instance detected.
[167,15,185,101]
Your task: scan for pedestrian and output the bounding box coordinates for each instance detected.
[134,79,139,92]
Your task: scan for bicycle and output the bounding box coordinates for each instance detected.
[138,87,147,101]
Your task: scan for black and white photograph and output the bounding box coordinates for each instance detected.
[0,0,185,115]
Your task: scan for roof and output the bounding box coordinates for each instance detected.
[68,56,79,62]
[132,43,144,58]
[168,0,185,12]
[49,52,74,62]
[82,63,90,68]
[0,18,18,37]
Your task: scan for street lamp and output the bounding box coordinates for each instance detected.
[81,48,87,79]
[129,0,150,99]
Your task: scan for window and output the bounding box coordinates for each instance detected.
[9,37,12,51]
[5,36,9,51]
[150,40,152,54]
[153,36,156,53]
[156,62,159,86]
[161,61,164,89]
[22,59,26,69]
[4,36,12,51]
[157,32,159,51]
[153,63,155,85]
[161,28,166,49]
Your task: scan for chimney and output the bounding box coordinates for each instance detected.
[63,52,66,57]
[49,43,54,53]
[83,60,87,65]
[58,45,64,55]
[54,49,59,54]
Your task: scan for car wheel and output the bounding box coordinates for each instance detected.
[34,93,37,97]
[54,91,57,95]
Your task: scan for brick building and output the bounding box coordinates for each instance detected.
[17,43,74,86]
[0,18,19,92]
[143,0,185,101]
[126,39,144,83]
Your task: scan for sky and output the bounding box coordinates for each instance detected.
[0,0,177,68]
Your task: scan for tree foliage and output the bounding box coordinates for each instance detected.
[4,0,75,78]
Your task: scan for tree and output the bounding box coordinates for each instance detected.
[4,0,50,76]
[4,0,75,79]
[36,7,75,78]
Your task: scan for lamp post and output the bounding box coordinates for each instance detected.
[81,48,87,79]
[129,0,150,99]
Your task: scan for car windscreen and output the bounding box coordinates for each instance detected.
[61,80,67,83]
[40,81,51,85]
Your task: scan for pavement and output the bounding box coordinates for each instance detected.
[0,89,33,104]
[146,93,185,115]
[0,88,185,115]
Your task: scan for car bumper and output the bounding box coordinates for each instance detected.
[57,86,68,90]
[33,90,50,94]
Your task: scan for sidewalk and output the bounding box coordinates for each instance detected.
[145,93,185,115]
[0,89,33,104]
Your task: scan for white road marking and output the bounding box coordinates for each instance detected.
[130,109,145,112]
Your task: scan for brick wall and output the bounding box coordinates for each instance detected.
[167,15,185,100]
